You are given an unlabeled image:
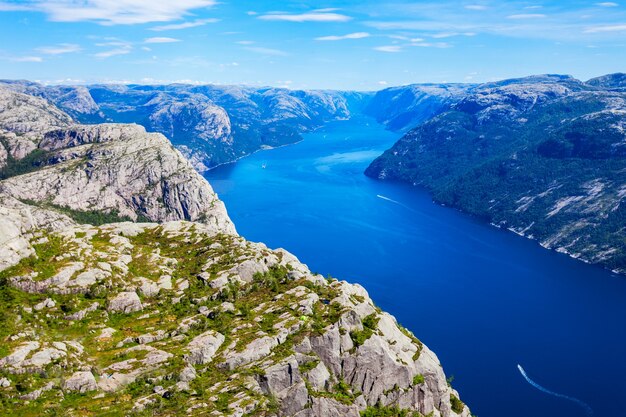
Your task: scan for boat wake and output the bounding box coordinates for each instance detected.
[517,364,593,417]
[376,194,401,204]
[376,194,414,211]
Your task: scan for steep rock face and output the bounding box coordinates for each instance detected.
[0,87,73,164]
[0,221,470,417]
[0,90,235,238]
[146,93,232,144]
[0,123,235,232]
[366,74,626,273]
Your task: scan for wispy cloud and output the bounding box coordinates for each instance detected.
[364,1,626,41]
[236,40,255,45]
[244,46,288,56]
[150,18,219,31]
[94,48,131,58]
[10,55,43,62]
[0,0,218,25]
[464,5,488,11]
[94,39,132,58]
[36,43,81,54]
[584,23,626,32]
[596,2,619,7]
[144,37,181,43]
[374,45,402,53]
[507,13,547,19]
[412,41,452,48]
[431,32,475,38]
[315,32,370,41]
[258,11,351,23]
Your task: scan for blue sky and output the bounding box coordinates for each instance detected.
[0,0,625,89]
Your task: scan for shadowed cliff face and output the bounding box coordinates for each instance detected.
[0,81,469,416]
[366,73,626,274]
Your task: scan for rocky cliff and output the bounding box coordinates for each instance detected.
[0,86,234,235]
[0,82,469,416]
[366,73,626,274]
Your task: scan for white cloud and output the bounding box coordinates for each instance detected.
[431,32,475,38]
[144,37,181,43]
[464,5,488,10]
[150,18,218,31]
[0,0,218,25]
[411,41,452,48]
[507,13,547,19]
[365,2,626,42]
[236,40,255,45]
[11,55,43,62]
[374,45,402,52]
[36,43,81,54]
[94,48,131,58]
[377,80,388,85]
[584,23,626,32]
[244,46,288,56]
[315,32,370,41]
[258,11,351,22]
[94,39,132,58]
[596,2,619,6]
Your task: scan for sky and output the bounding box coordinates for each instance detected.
[0,0,624,90]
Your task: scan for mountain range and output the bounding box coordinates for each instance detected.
[2,74,626,275]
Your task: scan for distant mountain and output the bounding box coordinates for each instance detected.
[363,83,474,131]
[366,73,626,273]
[0,79,495,172]
[0,81,370,171]
[587,73,626,90]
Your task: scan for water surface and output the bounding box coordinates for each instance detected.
[205,116,626,417]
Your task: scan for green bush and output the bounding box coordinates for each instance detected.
[350,313,380,347]
[360,404,416,417]
[450,394,464,414]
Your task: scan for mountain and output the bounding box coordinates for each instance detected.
[0,81,369,171]
[587,73,626,90]
[0,86,469,416]
[366,73,626,274]
[363,84,474,132]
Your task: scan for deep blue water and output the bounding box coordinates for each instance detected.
[205,116,626,417]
